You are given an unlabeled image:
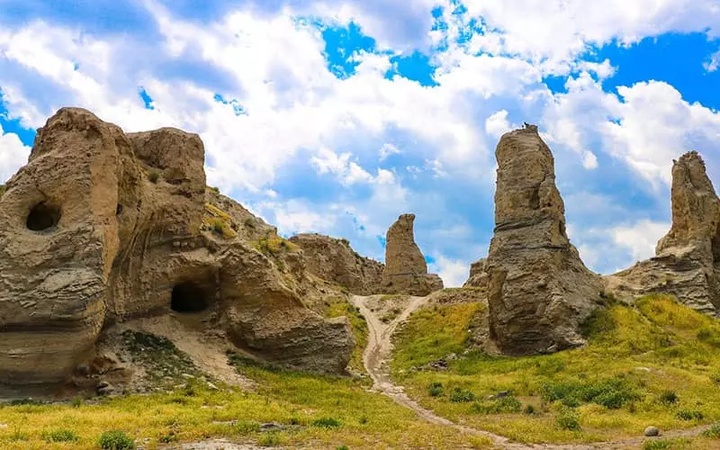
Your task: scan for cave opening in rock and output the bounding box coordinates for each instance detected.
[26,202,61,231]
[171,281,211,313]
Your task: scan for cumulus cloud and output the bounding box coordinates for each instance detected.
[1,0,720,281]
[0,126,29,182]
[611,219,670,262]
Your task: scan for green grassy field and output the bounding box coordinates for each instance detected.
[391,295,720,447]
[0,346,485,450]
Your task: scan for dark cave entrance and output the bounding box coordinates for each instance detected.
[171,281,211,313]
[26,202,61,232]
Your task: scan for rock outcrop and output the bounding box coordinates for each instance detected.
[0,108,353,385]
[608,151,720,313]
[485,125,603,355]
[381,214,443,296]
[463,258,488,289]
[288,233,384,295]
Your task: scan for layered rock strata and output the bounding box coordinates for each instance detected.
[484,125,603,355]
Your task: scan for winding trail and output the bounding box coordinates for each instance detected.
[349,295,711,450]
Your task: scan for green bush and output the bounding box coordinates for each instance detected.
[555,407,580,431]
[676,409,704,421]
[523,404,536,415]
[98,430,134,450]
[449,388,476,403]
[541,377,639,409]
[427,382,444,397]
[658,390,678,405]
[312,417,341,429]
[148,170,160,183]
[43,429,79,442]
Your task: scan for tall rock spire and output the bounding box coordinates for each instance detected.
[485,125,603,355]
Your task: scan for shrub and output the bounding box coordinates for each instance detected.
[541,377,640,409]
[148,170,160,183]
[471,395,522,414]
[0,184,5,197]
[643,440,671,450]
[312,417,341,429]
[259,432,281,447]
[449,388,476,403]
[337,446,350,450]
[427,382,444,397]
[523,404,536,415]
[703,422,720,438]
[555,407,580,431]
[676,410,704,421]
[43,429,79,442]
[658,390,678,405]
[99,430,134,450]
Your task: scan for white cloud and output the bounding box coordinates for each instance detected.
[430,255,469,288]
[379,143,400,161]
[611,219,670,262]
[705,50,720,72]
[0,126,29,183]
[462,0,720,71]
[485,110,512,139]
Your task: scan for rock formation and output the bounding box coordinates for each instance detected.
[0,108,353,385]
[463,258,488,289]
[484,126,603,355]
[608,151,720,313]
[381,214,443,296]
[288,233,384,295]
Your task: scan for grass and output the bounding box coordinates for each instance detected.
[252,235,299,255]
[202,203,238,239]
[391,294,720,446]
[0,341,480,450]
[0,184,5,197]
[323,297,368,373]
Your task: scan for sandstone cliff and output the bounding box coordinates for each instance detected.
[608,151,720,313]
[381,214,443,296]
[0,108,353,385]
[288,233,384,295]
[484,125,604,355]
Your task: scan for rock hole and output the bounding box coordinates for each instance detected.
[26,202,61,231]
[171,281,210,313]
[116,204,123,215]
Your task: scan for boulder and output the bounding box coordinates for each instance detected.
[381,214,444,296]
[485,125,603,355]
[288,233,384,295]
[0,108,353,385]
[608,151,720,313]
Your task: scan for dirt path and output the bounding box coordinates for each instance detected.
[349,295,711,450]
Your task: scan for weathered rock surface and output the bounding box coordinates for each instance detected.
[485,125,603,355]
[0,108,353,385]
[463,258,488,289]
[608,151,720,313]
[381,213,443,296]
[288,233,384,295]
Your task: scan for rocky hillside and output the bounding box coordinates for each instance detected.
[0,108,353,386]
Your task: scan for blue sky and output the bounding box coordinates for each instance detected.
[1,0,720,285]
